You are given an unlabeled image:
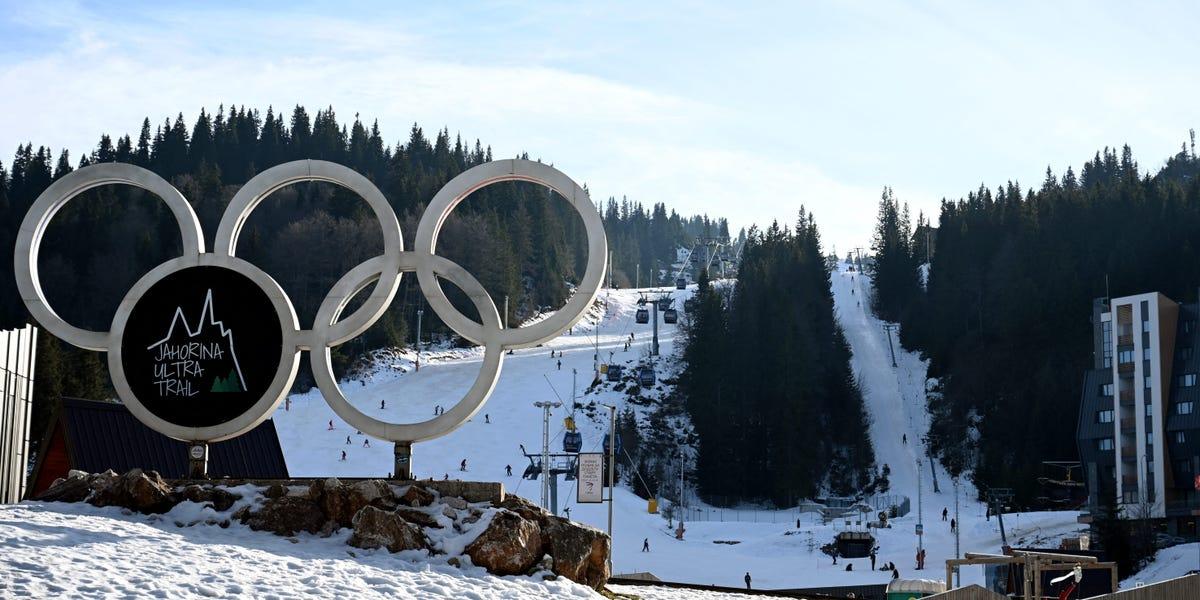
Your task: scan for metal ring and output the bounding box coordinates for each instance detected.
[107,254,301,442]
[14,163,203,351]
[214,160,404,346]
[412,159,607,349]
[311,251,503,442]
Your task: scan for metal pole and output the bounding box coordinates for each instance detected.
[605,403,616,573]
[954,477,961,586]
[652,300,659,356]
[917,458,924,559]
[504,295,509,330]
[679,449,685,516]
[636,264,640,289]
[415,308,423,372]
[883,324,899,368]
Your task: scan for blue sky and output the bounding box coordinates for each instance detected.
[1,0,1197,251]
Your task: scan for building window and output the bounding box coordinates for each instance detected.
[1176,431,1187,444]
[1098,410,1114,423]
[1101,383,1114,396]
[1145,375,1153,389]
[1179,373,1197,387]
[1103,321,1113,367]
[1182,347,1194,361]
[1143,320,1152,333]
[1146,404,1154,417]
[1098,438,1114,451]
[1147,431,1154,444]
[1119,350,1134,364]
[1144,347,1152,360]
[1177,460,1192,477]
[1179,402,1194,415]
[1185,321,1196,334]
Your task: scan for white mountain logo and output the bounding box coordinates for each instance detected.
[147,289,247,397]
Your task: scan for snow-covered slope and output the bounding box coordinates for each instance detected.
[271,267,1084,590]
[1124,543,1200,588]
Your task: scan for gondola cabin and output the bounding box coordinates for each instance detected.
[638,365,656,387]
[676,278,687,290]
[606,365,624,381]
[562,431,583,453]
[663,309,678,324]
[635,308,649,324]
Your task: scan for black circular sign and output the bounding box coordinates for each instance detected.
[120,265,284,428]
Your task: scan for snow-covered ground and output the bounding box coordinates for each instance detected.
[1124,543,1199,589]
[0,263,1090,597]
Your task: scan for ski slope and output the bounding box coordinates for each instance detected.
[273,268,1084,590]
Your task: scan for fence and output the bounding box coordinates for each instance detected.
[0,325,37,504]
[675,493,911,525]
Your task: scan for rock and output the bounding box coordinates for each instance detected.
[176,485,239,512]
[89,469,174,514]
[398,484,434,507]
[442,506,458,520]
[441,496,468,510]
[241,496,326,536]
[497,494,550,526]
[396,507,441,529]
[347,506,429,553]
[264,483,287,500]
[541,516,610,589]
[321,479,397,528]
[447,557,461,568]
[464,511,543,576]
[35,471,93,503]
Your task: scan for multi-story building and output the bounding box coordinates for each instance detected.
[1078,292,1200,537]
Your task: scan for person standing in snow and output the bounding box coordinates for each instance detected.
[892,567,899,580]
[345,435,351,445]
[557,360,562,370]
[460,459,467,471]
[328,420,334,430]
[380,399,386,410]
[363,439,370,448]
[642,538,650,552]
[902,434,907,444]
[744,572,752,590]
[485,414,490,424]
[942,507,948,521]
[505,465,512,476]
[870,550,876,570]
[340,450,347,461]
[950,518,956,533]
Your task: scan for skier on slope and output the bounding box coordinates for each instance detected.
[460,459,467,471]
[505,465,512,476]
[327,420,334,430]
[363,439,370,448]
[345,436,351,445]
[340,450,347,461]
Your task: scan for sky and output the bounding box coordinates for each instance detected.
[1,0,1197,252]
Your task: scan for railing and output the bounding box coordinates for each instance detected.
[1118,334,1134,346]
[676,494,911,524]
[1118,362,1136,375]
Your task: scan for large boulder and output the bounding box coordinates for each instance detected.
[464,510,543,576]
[497,494,550,526]
[241,496,326,536]
[322,479,397,528]
[348,506,429,553]
[35,470,97,503]
[89,469,173,514]
[541,516,610,589]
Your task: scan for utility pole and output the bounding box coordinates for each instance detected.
[679,449,685,518]
[651,298,660,356]
[916,458,924,562]
[954,477,961,586]
[608,250,614,289]
[600,403,617,574]
[504,295,509,330]
[636,264,641,289]
[415,308,424,372]
[534,401,561,510]
[883,324,899,368]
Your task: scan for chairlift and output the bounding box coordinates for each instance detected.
[638,365,656,387]
[563,431,583,453]
[635,308,649,324]
[663,308,678,324]
[606,365,624,382]
[676,278,687,290]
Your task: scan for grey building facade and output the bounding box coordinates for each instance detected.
[1078,293,1200,537]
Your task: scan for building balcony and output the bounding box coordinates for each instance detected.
[1118,334,1134,346]
[1121,446,1137,459]
[1118,362,1135,376]
[1119,390,1135,405]
[1120,417,1136,432]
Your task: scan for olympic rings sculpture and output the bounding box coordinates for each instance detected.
[15,159,607,444]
